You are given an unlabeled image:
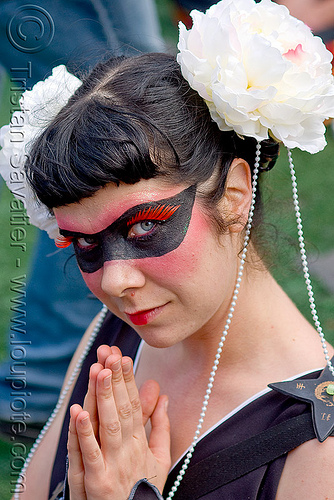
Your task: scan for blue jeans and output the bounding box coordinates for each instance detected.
[0,0,164,81]
[0,234,102,423]
[0,0,164,425]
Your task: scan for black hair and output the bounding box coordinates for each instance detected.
[26,53,279,233]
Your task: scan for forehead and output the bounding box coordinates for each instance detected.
[54,179,188,234]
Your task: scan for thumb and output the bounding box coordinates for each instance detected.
[139,379,160,426]
[148,395,171,470]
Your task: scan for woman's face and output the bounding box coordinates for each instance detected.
[54,178,240,348]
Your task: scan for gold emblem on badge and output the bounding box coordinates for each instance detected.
[314,382,334,407]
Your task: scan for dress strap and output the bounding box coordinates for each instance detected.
[163,410,333,499]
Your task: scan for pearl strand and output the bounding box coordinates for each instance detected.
[165,143,261,499]
[13,304,108,499]
[287,149,334,377]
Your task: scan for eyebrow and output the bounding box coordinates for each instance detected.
[58,191,188,238]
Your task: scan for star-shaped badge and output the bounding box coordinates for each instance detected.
[269,358,334,442]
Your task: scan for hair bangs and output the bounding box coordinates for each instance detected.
[26,95,177,208]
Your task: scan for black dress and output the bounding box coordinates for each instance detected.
[48,311,324,500]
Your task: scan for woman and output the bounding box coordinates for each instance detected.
[6,1,334,498]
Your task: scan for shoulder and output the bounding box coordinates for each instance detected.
[276,436,334,499]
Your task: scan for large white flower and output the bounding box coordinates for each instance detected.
[0,65,82,238]
[177,0,334,153]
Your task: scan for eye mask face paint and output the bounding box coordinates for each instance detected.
[59,185,197,273]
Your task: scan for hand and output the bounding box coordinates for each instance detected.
[83,346,163,437]
[67,347,171,500]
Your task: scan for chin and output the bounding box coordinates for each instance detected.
[144,338,176,349]
[134,326,181,349]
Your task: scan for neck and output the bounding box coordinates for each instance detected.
[167,265,326,379]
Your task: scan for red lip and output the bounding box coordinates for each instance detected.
[125,305,166,326]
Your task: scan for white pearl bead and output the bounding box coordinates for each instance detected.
[166,151,334,499]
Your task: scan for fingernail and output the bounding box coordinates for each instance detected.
[165,399,169,412]
[104,374,111,388]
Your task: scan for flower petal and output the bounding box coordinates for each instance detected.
[177,0,334,153]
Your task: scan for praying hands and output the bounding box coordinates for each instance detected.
[67,345,171,500]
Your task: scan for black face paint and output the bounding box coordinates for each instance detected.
[59,185,197,273]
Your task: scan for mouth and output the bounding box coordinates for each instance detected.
[125,304,166,326]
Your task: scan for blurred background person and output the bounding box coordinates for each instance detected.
[0,0,165,438]
[275,0,334,66]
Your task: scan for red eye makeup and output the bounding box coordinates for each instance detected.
[58,185,196,273]
[55,235,73,248]
[126,204,181,227]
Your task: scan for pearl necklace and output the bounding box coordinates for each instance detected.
[165,143,262,498]
[166,145,334,498]
[13,145,333,499]
[288,149,334,377]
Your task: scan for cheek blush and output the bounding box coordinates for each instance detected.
[79,205,210,303]
[80,268,103,297]
[133,205,211,281]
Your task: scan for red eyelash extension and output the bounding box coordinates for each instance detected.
[127,204,181,227]
[55,235,73,248]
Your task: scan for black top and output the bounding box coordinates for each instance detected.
[49,311,324,499]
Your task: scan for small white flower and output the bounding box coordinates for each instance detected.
[0,65,82,238]
[177,0,334,153]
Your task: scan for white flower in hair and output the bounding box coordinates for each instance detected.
[0,65,82,238]
[177,0,334,153]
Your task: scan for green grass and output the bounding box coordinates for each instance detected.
[156,0,179,48]
[261,132,334,342]
[0,187,37,359]
[0,439,34,500]
[0,75,37,499]
[0,440,13,500]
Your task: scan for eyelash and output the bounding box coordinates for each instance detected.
[55,235,98,251]
[127,204,180,227]
[55,235,73,248]
[55,204,180,249]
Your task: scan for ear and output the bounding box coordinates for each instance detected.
[219,158,252,233]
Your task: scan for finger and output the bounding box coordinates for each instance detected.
[121,357,144,436]
[104,354,134,442]
[96,368,122,459]
[96,345,112,366]
[75,409,105,478]
[139,379,160,426]
[68,404,87,500]
[83,363,104,438]
[149,396,171,470]
[97,345,121,367]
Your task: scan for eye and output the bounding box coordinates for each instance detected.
[128,221,156,238]
[75,236,98,250]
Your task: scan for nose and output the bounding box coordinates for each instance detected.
[100,260,146,297]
